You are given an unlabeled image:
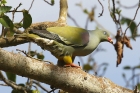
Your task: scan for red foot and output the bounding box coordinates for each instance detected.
[64,63,81,68]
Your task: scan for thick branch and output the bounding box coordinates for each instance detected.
[0,21,67,48]
[0,37,28,48]
[0,48,133,93]
[58,0,68,23]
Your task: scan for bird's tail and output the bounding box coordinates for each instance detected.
[14,33,28,38]
[14,33,40,40]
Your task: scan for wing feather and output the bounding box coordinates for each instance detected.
[30,26,89,47]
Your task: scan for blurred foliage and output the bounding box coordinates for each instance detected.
[121,18,137,40]
[0,15,13,30]
[0,0,140,93]
[28,50,45,60]
[122,63,140,89]
[12,90,40,93]
[11,83,40,93]
[22,10,32,29]
[0,6,11,15]
[6,72,16,82]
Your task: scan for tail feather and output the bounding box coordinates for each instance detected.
[14,33,40,39]
[14,33,28,38]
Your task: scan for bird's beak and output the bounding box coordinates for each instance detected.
[108,37,113,44]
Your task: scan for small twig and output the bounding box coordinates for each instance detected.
[110,0,122,31]
[11,3,22,21]
[44,0,54,6]
[78,57,84,66]
[85,17,89,29]
[133,86,139,93]
[109,0,118,24]
[117,13,123,34]
[78,62,81,66]
[125,73,140,88]
[9,11,22,12]
[16,49,30,57]
[32,85,38,90]
[16,49,53,64]
[28,42,31,55]
[97,63,108,76]
[133,22,140,40]
[13,28,23,34]
[26,78,33,89]
[48,88,57,93]
[108,0,111,13]
[124,0,140,35]
[67,13,80,27]
[98,0,104,17]
[28,0,35,11]
[112,0,118,23]
[118,1,139,9]
[94,18,115,37]
[33,81,49,92]
[0,71,27,92]
[0,83,8,86]
[0,26,5,37]
[19,0,34,24]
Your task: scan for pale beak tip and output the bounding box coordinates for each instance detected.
[108,37,113,44]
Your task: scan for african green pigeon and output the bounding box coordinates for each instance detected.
[15,26,113,67]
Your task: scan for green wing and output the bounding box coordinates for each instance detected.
[47,26,89,46]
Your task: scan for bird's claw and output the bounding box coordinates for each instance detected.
[64,63,81,68]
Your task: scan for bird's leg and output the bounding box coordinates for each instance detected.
[63,56,81,68]
[64,63,81,68]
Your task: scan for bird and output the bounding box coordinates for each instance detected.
[15,26,113,68]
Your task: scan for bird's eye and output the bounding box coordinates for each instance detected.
[103,31,107,35]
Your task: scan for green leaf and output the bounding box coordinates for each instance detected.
[11,90,21,93]
[83,64,92,71]
[51,0,55,5]
[28,51,37,57]
[23,10,32,29]
[101,62,109,66]
[11,84,25,93]
[116,8,122,14]
[83,9,88,14]
[0,15,13,30]
[87,57,94,63]
[137,83,140,91]
[121,18,137,40]
[122,73,126,79]
[123,66,131,70]
[1,0,7,5]
[14,23,23,28]
[6,28,14,37]
[103,67,107,72]
[18,83,25,87]
[134,65,140,69]
[0,6,12,15]
[28,90,40,93]
[6,72,16,82]
[37,52,44,60]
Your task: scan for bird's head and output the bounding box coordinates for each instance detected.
[95,29,113,44]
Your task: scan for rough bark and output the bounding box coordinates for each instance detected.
[0,48,133,93]
[0,0,137,92]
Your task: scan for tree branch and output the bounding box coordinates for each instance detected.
[0,71,27,92]
[0,48,134,93]
[57,0,68,24]
[0,37,28,48]
[0,0,68,48]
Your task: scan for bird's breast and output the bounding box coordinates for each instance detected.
[73,34,100,56]
[34,37,75,57]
